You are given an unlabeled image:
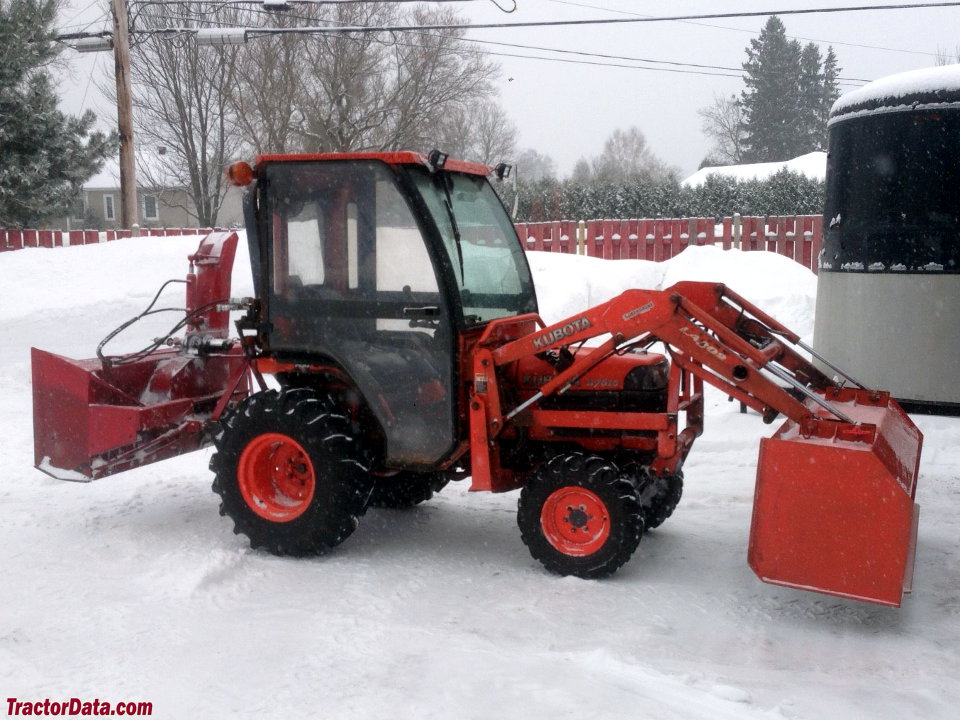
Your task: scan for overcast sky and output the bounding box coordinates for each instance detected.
[54,0,960,179]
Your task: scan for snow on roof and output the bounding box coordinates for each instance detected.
[83,151,183,190]
[681,151,826,188]
[831,64,960,119]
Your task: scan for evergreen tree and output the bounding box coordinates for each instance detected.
[514,171,823,223]
[798,43,824,149]
[0,0,114,227]
[739,16,840,162]
[740,16,804,162]
[819,47,841,135]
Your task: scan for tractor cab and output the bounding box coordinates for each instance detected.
[240,152,537,467]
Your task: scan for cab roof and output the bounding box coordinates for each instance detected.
[253,151,492,177]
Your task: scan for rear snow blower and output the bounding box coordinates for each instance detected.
[32,232,252,481]
[31,152,923,608]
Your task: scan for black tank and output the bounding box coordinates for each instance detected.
[822,70,960,274]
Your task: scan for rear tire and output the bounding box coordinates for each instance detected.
[518,453,644,579]
[639,471,683,530]
[367,471,449,509]
[210,388,374,556]
[619,462,684,530]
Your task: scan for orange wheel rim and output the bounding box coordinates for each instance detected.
[238,433,316,522]
[540,487,611,557]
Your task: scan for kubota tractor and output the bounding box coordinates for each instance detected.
[32,151,923,606]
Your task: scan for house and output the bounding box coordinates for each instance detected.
[55,155,244,231]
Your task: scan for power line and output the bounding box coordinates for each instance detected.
[132,10,866,84]
[462,46,744,79]
[70,2,875,85]
[545,0,941,58]
[75,0,960,40]
[241,3,960,33]
[59,2,960,39]
[142,10,744,78]
[458,35,872,84]
[59,2,933,84]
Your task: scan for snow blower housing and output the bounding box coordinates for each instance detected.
[31,151,923,607]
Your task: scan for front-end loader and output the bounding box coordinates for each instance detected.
[32,151,923,606]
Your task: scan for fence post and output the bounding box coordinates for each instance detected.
[733,213,742,249]
[626,219,639,259]
[554,221,567,254]
[601,220,615,260]
[577,220,586,255]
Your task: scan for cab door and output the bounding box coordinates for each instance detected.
[263,160,456,467]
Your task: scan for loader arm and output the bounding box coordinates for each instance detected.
[478,282,851,445]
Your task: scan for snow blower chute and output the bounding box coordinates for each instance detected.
[30,152,923,607]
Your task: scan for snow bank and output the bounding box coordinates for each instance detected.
[528,245,816,340]
[2,235,253,321]
[681,152,826,188]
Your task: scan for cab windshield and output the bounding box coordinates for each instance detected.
[409,169,537,325]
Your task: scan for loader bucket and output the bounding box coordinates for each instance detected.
[748,388,922,607]
[32,347,249,482]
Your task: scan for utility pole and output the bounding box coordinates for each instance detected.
[111,0,138,232]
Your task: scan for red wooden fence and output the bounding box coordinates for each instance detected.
[2,215,824,274]
[515,215,824,274]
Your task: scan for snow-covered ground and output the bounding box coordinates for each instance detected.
[2,237,958,719]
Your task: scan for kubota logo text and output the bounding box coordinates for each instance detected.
[679,326,727,360]
[532,317,592,349]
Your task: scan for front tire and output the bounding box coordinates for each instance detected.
[210,388,374,556]
[518,453,644,579]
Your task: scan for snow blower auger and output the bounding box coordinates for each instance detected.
[31,152,923,607]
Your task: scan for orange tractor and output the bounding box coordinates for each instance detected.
[32,151,922,606]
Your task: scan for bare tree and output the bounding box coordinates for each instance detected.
[579,126,677,183]
[436,98,517,164]
[698,93,746,165]
[935,45,960,65]
[228,12,305,154]
[120,0,510,222]
[570,157,592,182]
[514,148,557,183]
[122,3,240,226]
[232,3,501,154]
